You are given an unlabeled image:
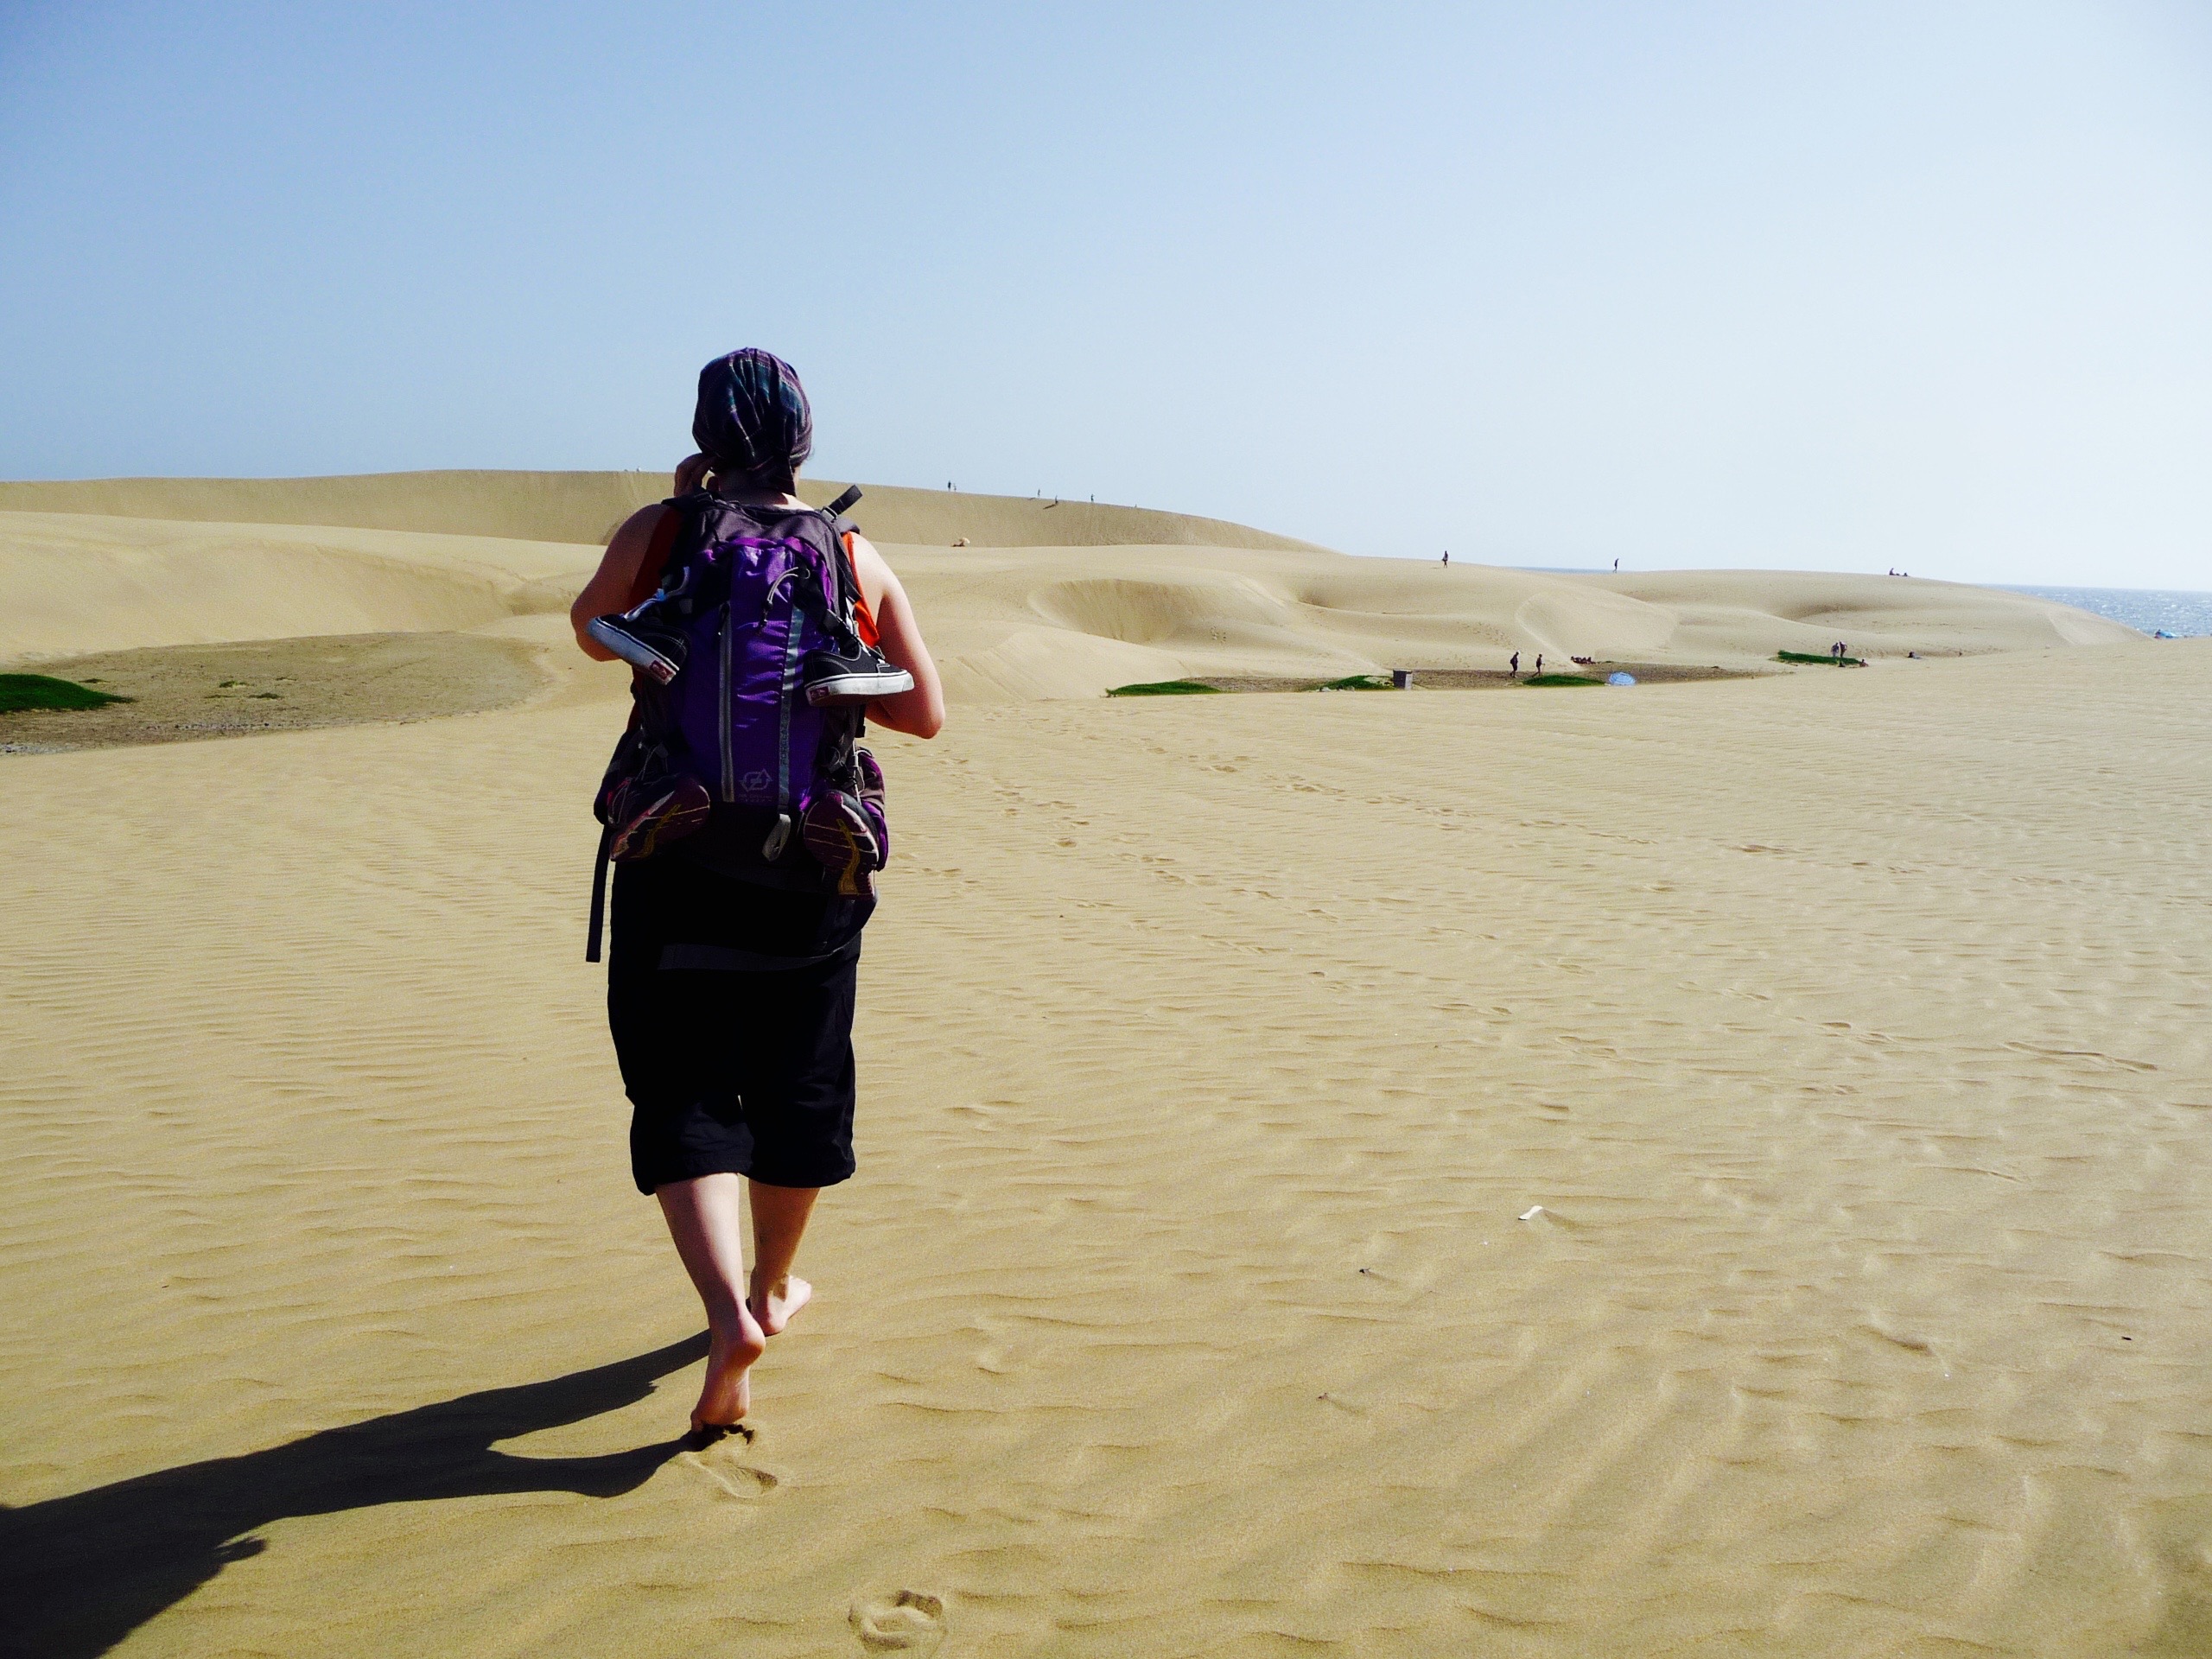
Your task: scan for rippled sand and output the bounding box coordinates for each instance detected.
[4,612,2207,1654]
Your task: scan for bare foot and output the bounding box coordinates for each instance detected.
[691,1305,766,1432]
[748,1272,812,1337]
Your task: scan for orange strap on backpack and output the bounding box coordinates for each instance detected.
[842,531,881,648]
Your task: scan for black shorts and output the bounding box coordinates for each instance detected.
[608,855,873,1194]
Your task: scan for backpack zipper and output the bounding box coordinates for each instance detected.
[762,571,804,860]
[718,601,734,803]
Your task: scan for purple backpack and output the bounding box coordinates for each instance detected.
[583,488,890,959]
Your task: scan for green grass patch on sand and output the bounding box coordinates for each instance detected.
[0,672,132,714]
[1314,674,1395,691]
[1777,651,1864,667]
[1106,679,1224,697]
[1522,673,1602,687]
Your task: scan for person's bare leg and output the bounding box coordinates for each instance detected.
[657,1173,766,1429]
[747,1180,819,1336]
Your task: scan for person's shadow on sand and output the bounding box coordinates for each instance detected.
[0,1332,709,1659]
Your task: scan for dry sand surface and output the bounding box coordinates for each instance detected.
[3,473,2205,1657]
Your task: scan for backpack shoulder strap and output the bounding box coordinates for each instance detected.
[807,486,876,639]
[652,496,693,546]
[820,484,862,534]
[584,823,613,963]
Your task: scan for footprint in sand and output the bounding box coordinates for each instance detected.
[677,1446,778,1500]
[849,1589,947,1653]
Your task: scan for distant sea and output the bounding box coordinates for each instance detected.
[2003,586,2212,639]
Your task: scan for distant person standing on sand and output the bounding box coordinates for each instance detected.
[570,351,945,1436]
[1509,651,1520,677]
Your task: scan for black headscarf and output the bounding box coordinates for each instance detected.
[692,349,813,486]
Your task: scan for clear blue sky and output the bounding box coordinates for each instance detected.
[3,2,2208,586]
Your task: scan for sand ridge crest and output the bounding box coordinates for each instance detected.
[0,469,1325,554]
[2,472,2143,705]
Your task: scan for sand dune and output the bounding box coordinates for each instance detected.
[1,471,2195,1656]
[0,511,592,662]
[886,543,2138,701]
[1600,568,2136,656]
[0,470,1325,554]
[1,472,2139,697]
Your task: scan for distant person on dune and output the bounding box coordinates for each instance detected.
[571,350,944,1437]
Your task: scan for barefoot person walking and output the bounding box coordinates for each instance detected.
[571,350,944,1434]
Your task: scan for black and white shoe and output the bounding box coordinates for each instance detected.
[587,613,688,685]
[803,643,914,706]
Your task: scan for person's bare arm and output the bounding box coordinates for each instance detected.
[570,504,673,659]
[851,535,945,739]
